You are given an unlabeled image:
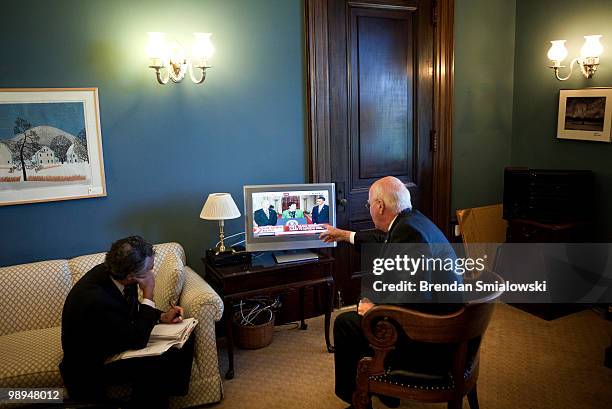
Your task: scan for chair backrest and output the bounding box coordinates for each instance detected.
[363,302,497,345]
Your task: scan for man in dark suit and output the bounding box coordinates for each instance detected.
[254,200,278,226]
[321,176,460,409]
[60,236,191,409]
[311,196,330,224]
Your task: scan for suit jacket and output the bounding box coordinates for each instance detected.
[355,208,450,246]
[311,204,329,224]
[282,209,305,219]
[60,263,162,390]
[355,208,460,312]
[354,209,468,376]
[254,208,278,226]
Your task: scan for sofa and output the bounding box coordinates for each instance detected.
[0,242,224,408]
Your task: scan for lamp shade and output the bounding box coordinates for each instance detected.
[581,35,603,58]
[146,32,168,60]
[192,33,215,63]
[200,193,241,220]
[547,40,568,62]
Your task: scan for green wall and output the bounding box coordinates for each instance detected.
[452,0,516,213]
[0,0,306,268]
[512,0,612,238]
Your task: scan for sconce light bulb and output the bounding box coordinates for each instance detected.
[547,40,568,62]
[581,35,603,58]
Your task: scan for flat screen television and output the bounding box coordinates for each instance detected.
[243,183,337,254]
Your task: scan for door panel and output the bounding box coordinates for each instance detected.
[306,0,453,307]
[337,0,434,305]
[326,0,435,305]
[351,10,413,182]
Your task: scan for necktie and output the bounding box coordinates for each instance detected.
[123,285,138,317]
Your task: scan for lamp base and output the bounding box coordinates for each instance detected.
[206,248,252,267]
[213,246,235,256]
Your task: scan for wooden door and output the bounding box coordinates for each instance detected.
[306,0,454,306]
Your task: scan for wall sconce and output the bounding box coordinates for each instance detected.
[547,35,603,81]
[146,32,215,85]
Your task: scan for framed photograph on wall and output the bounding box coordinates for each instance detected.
[0,88,106,206]
[557,88,612,142]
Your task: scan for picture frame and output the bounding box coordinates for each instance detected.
[557,87,612,142]
[0,88,106,206]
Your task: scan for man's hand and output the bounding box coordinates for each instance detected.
[160,306,184,324]
[357,298,374,316]
[134,270,155,301]
[320,225,352,243]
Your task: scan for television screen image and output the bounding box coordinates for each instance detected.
[252,190,330,237]
[244,183,336,252]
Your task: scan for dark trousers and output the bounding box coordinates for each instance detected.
[63,335,195,409]
[334,311,371,403]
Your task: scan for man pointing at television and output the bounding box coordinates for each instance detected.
[320,176,459,409]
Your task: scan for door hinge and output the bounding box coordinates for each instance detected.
[432,0,438,27]
[430,129,438,152]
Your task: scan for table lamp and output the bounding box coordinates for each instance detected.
[200,193,241,254]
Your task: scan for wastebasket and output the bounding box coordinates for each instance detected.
[233,309,274,349]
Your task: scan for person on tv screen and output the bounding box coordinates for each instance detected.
[282,202,304,219]
[253,200,278,226]
[311,196,329,224]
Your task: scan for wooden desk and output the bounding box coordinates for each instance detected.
[203,252,335,379]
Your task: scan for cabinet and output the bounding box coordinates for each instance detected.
[506,219,590,243]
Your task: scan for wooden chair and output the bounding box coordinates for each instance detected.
[352,290,500,409]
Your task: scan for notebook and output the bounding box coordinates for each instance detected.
[106,318,198,363]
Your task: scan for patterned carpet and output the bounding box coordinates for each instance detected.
[215,303,612,409]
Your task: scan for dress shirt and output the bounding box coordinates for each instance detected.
[348,213,399,244]
[110,277,156,308]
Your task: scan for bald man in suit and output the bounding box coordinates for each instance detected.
[321,177,460,409]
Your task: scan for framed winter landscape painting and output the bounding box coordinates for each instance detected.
[557,88,612,142]
[0,88,106,205]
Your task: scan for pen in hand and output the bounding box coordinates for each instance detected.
[169,300,183,322]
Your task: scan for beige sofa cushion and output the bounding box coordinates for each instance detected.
[152,242,186,274]
[154,252,185,311]
[68,251,106,285]
[0,260,72,336]
[0,326,63,387]
[67,242,186,286]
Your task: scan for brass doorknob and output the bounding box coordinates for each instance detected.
[337,198,348,206]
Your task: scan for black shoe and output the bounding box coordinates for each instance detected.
[376,394,400,408]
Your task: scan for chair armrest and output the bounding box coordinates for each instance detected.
[358,306,404,376]
[359,305,458,376]
[179,266,223,322]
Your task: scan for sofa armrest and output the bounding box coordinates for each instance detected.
[179,266,223,322]
[173,266,224,405]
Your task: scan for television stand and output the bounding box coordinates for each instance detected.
[203,252,335,379]
[273,249,319,264]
